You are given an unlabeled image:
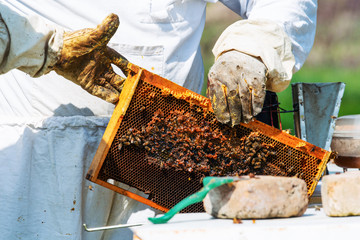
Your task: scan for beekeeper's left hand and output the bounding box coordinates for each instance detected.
[207,50,267,126]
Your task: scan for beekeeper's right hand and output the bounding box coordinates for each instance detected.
[0,5,126,104]
[53,14,126,104]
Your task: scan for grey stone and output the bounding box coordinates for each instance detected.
[203,175,308,219]
[321,171,360,217]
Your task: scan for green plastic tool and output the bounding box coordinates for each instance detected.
[148,176,235,224]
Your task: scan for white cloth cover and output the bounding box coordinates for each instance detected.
[0,0,317,239]
[0,3,63,77]
[217,0,317,73]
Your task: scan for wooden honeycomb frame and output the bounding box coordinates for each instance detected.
[86,63,333,213]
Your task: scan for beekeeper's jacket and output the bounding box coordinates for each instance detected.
[0,0,316,239]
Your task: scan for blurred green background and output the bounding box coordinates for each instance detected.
[200,0,360,134]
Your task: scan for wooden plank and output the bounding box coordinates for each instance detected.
[86,67,143,181]
[243,120,330,160]
[139,67,213,112]
[94,179,169,213]
[309,151,331,196]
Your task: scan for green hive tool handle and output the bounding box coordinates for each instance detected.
[148,177,234,224]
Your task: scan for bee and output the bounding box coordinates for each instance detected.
[233,218,242,224]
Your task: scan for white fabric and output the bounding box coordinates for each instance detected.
[0,116,158,239]
[213,0,317,93]
[0,0,317,240]
[0,2,63,77]
[218,0,317,72]
[1,0,208,94]
[0,116,112,239]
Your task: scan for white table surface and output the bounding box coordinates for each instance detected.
[132,164,359,240]
[132,207,360,240]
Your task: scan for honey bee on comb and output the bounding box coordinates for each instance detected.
[118,109,279,177]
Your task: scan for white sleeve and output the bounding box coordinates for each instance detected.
[0,3,64,77]
[214,0,317,92]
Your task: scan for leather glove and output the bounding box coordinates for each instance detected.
[53,13,126,104]
[207,51,267,126]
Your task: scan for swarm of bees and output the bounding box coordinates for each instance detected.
[118,109,286,177]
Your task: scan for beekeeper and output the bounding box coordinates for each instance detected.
[0,0,316,239]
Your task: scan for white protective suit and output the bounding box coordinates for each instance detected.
[0,0,316,239]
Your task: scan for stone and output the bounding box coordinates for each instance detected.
[203,175,308,219]
[321,171,360,217]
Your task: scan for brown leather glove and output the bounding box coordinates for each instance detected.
[54,13,126,104]
[207,51,267,126]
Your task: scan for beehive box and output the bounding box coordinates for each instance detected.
[86,63,334,213]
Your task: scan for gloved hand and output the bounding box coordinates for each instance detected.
[207,51,267,126]
[53,13,125,104]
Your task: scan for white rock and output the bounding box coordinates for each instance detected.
[203,175,308,219]
[321,171,360,217]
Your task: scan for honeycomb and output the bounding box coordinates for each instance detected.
[87,64,332,213]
